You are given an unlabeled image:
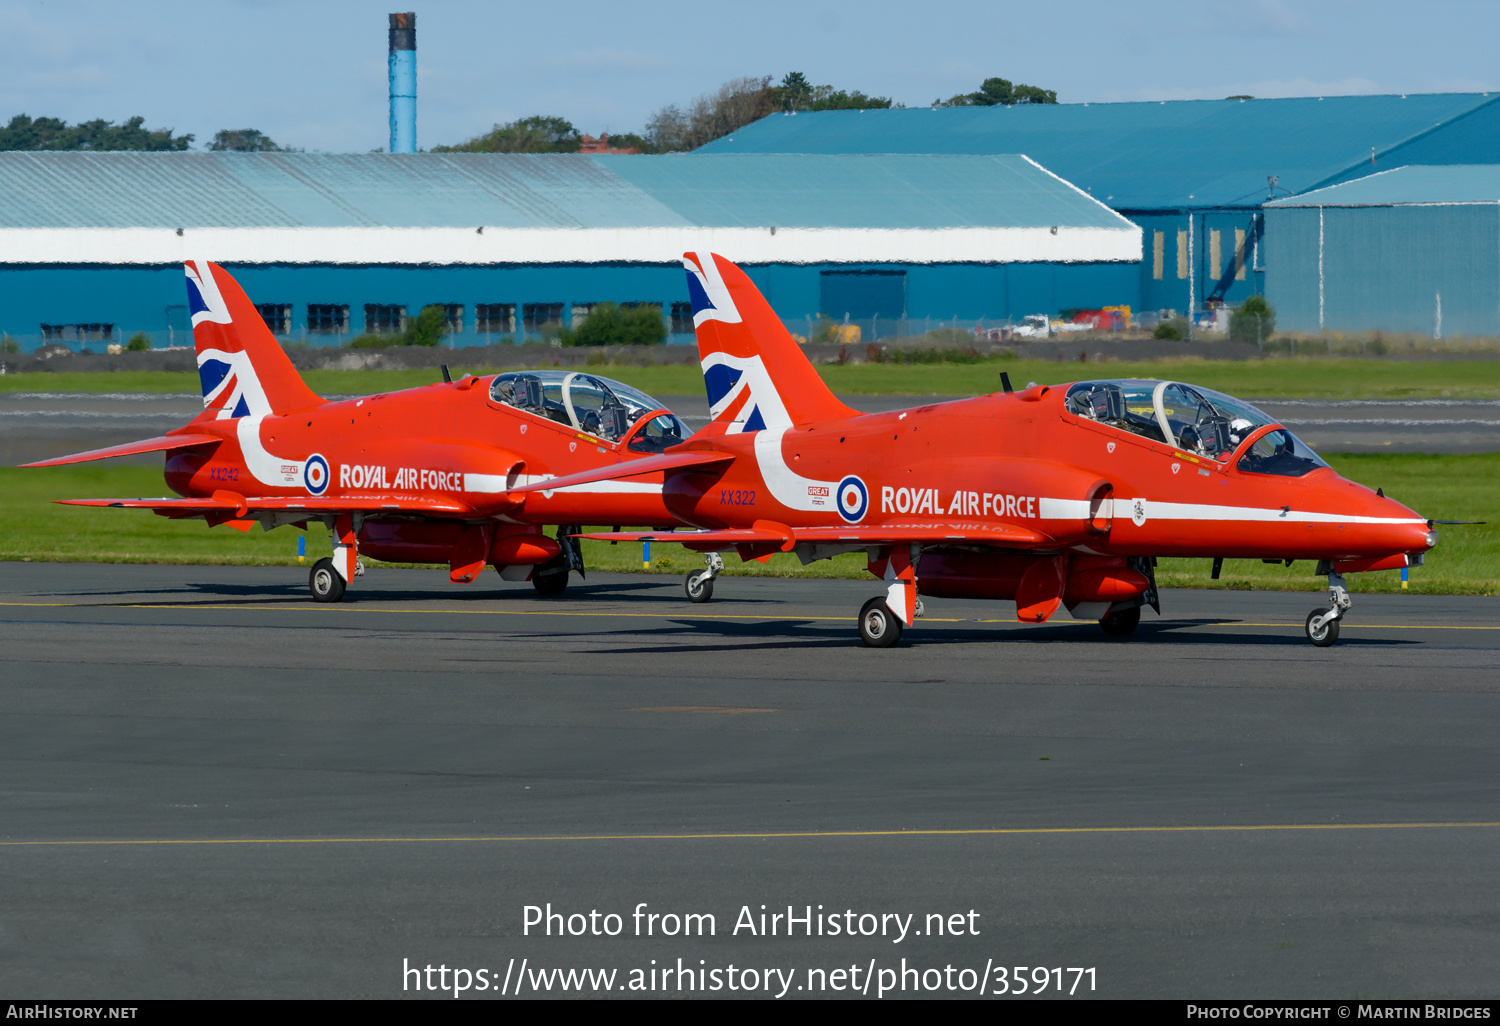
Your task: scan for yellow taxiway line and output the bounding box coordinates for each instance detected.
[2,822,1497,847]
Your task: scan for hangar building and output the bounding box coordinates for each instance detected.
[0,151,1137,351]
[697,92,1500,320]
[1264,165,1500,336]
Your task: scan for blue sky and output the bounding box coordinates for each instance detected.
[3,0,1498,152]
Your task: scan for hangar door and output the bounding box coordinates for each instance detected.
[819,270,907,320]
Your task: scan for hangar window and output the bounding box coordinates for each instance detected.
[476,304,515,334]
[41,323,113,343]
[255,304,292,335]
[435,304,464,334]
[670,301,695,334]
[307,304,350,334]
[571,302,599,328]
[364,304,406,335]
[523,303,563,330]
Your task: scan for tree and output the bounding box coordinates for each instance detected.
[434,116,581,153]
[567,303,666,347]
[209,128,282,152]
[348,305,449,349]
[1229,295,1276,343]
[645,76,774,152]
[933,76,1057,107]
[776,71,814,112]
[0,114,193,151]
[770,72,894,113]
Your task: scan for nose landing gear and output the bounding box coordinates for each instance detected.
[684,551,723,603]
[1305,566,1352,647]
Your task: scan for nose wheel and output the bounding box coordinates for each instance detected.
[684,552,723,604]
[1305,567,1352,647]
[1305,607,1340,646]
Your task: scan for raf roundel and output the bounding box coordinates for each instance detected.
[836,474,869,523]
[303,453,330,496]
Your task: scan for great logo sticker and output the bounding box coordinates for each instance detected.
[836,475,869,523]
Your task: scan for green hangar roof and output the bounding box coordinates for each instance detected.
[694,93,1500,212]
[1266,164,1500,207]
[0,151,1137,265]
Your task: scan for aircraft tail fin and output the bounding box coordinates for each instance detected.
[683,252,856,435]
[186,260,323,420]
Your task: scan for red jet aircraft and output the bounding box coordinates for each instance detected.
[513,252,1439,648]
[23,260,695,601]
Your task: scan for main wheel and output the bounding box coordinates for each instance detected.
[309,558,345,603]
[858,596,903,648]
[685,569,715,603]
[531,557,569,597]
[1099,605,1141,636]
[1305,607,1340,647]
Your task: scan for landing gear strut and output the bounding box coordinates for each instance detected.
[684,552,723,603]
[1306,565,1352,647]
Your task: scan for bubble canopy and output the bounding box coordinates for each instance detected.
[490,370,687,453]
[1063,379,1329,478]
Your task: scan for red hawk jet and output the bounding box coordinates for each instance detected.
[24,261,693,601]
[513,252,1438,648]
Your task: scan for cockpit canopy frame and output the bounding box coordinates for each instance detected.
[1064,378,1329,478]
[489,370,688,454]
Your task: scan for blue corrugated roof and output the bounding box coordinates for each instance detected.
[1266,164,1500,206]
[694,93,1500,211]
[0,151,1128,231]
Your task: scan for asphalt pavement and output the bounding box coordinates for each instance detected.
[1,561,1497,998]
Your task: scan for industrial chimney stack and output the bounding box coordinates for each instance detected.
[388,12,416,153]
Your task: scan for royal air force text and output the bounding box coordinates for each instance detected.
[340,465,462,492]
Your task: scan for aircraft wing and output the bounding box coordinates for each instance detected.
[505,449,734,495]
[58,495,471,517]
[577,522,1049,548]
[22,433,223,467]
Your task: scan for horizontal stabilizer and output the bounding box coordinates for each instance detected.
[577,522,1049,549]
[21,433,222,468]
[506,450,734,496]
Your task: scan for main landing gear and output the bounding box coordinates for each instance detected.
[1100,605,1141,636]
[533,525,585,597]
[684,552,724,603]
[1305,565,1352,647]
[857,546,922,648]
[308,513,364,602]
[309,556,364,602]
[859,596,902,648]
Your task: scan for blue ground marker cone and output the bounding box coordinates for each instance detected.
[298,535,306,563]
[1401,566,1408,589]
[643,540,651,568]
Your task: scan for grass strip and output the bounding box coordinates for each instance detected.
[6,357,1500,400]
[5,454,1496,595]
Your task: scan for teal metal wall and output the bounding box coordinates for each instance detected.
[1264,204,1500,335]
[0,260,1142,352]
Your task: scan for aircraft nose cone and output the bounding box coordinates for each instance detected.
[1375,494,1433,552]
